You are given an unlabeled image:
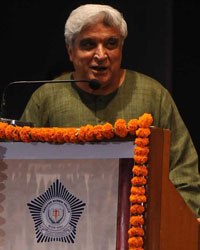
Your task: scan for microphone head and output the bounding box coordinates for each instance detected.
[89,79,101,90]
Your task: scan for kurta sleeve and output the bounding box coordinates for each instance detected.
[159,88,200,218]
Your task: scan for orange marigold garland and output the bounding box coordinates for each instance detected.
[0,114,152,144]
[128,113,153,250]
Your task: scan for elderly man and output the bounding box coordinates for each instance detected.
[20,4,200,221]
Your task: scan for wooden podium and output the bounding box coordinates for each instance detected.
[145,127,200,250]
[0,127,199,250]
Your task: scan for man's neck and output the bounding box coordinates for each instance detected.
[74,69,126,95]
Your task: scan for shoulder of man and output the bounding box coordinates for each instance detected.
[35,72,73,92]
[125,69,168,92]
[54,71,73,80]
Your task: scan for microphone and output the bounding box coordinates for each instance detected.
[0,78,101,120]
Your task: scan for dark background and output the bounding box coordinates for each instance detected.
[1,1,200,168]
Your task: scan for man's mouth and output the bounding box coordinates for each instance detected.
[90,66,108,72]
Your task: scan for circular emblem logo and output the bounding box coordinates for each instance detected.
[41,198,71,235]
[27,179,86,243]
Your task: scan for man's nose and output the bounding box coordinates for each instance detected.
[94,44,107,62]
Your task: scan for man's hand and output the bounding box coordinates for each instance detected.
[197,218,200,224]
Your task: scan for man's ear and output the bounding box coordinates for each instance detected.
[66,45,73,62]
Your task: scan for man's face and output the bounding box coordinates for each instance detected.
[67,23,123,88]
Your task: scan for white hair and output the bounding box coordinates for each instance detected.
[64,4,128,48]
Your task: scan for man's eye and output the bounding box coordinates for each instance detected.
[106,38,119,49]
[79,40,96,50]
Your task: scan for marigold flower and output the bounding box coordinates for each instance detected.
[128,236,143,247]
[128,227,144,237]
[130,204,145,214]
[4,125,15,140]
[0,122,8,139]
[77,126,86,142]
[134,137,149,147]
[128,119,139,135]
[30,127,40,141]
[138,113,153,128]
[84,124,95,141]
[44,128,53,142]
[48,128,55,142]
[129,247,144,250]
[19,126,32,143]
[62,128,70,142]
[136,128,151,138]
[47,128,55,142]
[134,146,149,156]
[52,128,66,143]
[130,216,144,226]
[36,128,48,142]
[102,123,114,139]
[114,119,128,137]
[131,186,146,195]
[63,128,79,143]
[133,155,148,165]
[11,126,22,141]
[132,165,148,176]
[131,176,147,186]
[93,125,104,140]
[130,194,147,203]
[4,125,21,141]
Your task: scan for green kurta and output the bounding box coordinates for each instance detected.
[20,69,200,217]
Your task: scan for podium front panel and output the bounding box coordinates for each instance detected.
[0,142,134,250]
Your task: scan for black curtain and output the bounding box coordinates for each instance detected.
[1,0,200,168]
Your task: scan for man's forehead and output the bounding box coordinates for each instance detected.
[79,23,121,36]
[76,30,121,43]
[79,36,120,42]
